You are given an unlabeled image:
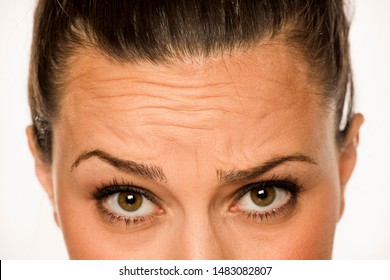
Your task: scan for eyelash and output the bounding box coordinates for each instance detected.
[231,176,302,222]
[93,178,162,227]
[92,176,302,227]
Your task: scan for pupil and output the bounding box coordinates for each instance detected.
[257,189,268,200]
[126,194,136,205]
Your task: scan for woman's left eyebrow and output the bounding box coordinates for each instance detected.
[216,154,317,184]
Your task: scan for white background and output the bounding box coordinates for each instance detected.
[0,0,389,259]
[2,260,390,279]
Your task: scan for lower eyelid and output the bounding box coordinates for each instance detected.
[96,202,163,227]
[93,183,164,227]
[230,192,298,222]
[236,188,290,212]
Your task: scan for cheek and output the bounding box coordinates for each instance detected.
[53,181,164,259]
[285,184,341,259]
[224,181,341,259]
[279,180,342,259]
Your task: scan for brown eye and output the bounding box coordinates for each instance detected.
[117,192,143,212]
[102,187,160,220]
[234,181,296,219]
[250,185,276,207]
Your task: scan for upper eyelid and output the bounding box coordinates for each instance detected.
[93,183,162,206]
[232,179,301,202]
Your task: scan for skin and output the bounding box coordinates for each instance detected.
[27,42,363,259]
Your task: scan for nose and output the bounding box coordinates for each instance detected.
[168,211,227,259]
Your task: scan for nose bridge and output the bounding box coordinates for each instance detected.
[163,152,228,259]
[165,199,225,259]
[174,207,225,260]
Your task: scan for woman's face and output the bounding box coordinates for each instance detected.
[29,43,361,259]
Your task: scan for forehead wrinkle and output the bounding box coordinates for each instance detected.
[210,97,325,169]
[68,82,254,124]
[77,79,252,107]
[63,45,317,122]
[76,75,241,97]
[66,42,311,91]
[94,77,238,90]
[65,50,244,95]
[67,72,250,113]
[73,91,243,125]
[58,42,327,161]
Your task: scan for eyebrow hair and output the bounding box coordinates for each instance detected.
[216,154,317,184]
[71,149,167,183]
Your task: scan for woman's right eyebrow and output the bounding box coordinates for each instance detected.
[70,149,167,183]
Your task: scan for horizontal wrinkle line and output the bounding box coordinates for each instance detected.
[85,91,242,102]
[140,121,215,131]
[92,77,236,89]
[126,81,237,90]
[86,92,234,102]
[129,106,235,114]
[87,93,170,100]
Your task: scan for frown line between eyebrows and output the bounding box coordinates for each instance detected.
[70,149,168,183]
[216,154,318,184]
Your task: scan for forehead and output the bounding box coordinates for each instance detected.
[56,43,333,169]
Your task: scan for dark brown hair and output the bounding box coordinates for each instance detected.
[29,0,353,163]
